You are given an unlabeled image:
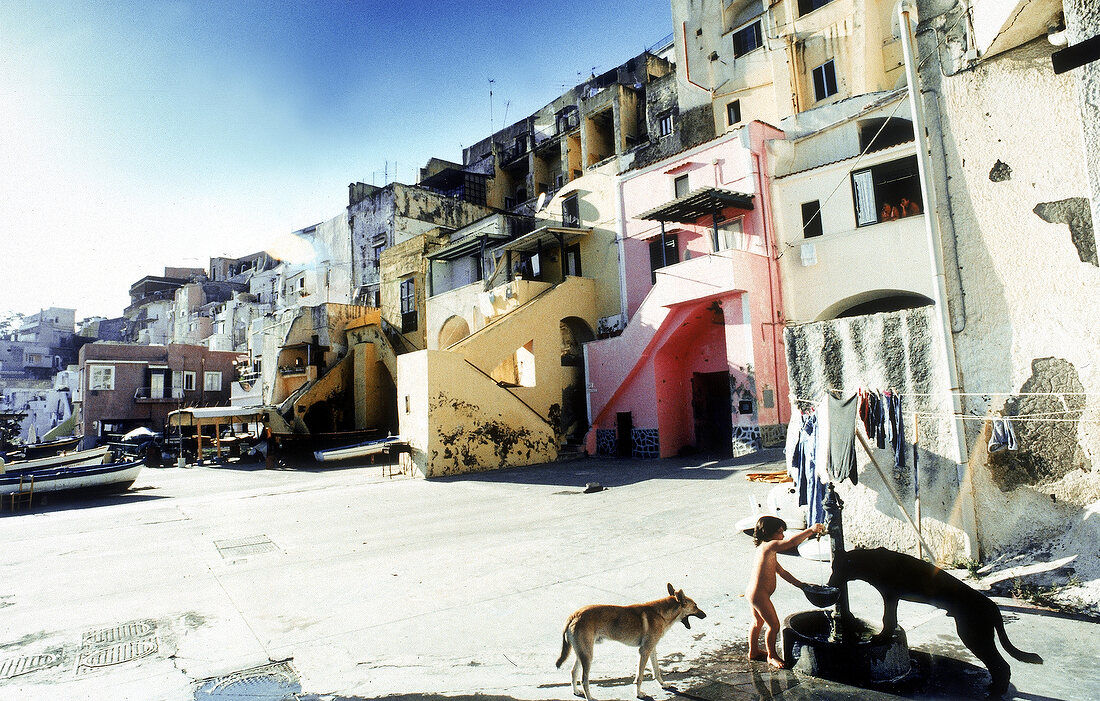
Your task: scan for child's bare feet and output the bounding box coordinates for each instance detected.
[767,656,786,670]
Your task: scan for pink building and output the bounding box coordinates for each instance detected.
[584,122,790,458]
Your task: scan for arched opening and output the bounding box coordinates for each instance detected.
[560,317,596,442]
[438,315,471,348]
[817,290,934,321]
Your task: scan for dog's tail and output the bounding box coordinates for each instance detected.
[555,629,571,668]
[995,613,1043,664]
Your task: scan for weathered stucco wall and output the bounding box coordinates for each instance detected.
[914,7,1100,563]
[397,350,558,478]
[785,307,971,561]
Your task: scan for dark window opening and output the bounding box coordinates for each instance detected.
[399,278,417,332]
[726,100,742,126]
[801,201,823,238]
[858,118,915,153]
[565,244,582,277]
[798,0,834,16]
[812,60,838,101]
[674,175,690,199]
[658,113,673,137]
[648,234,679,284]
[562,194,580,227]
[851,155,923,226]
[732,21,763,58]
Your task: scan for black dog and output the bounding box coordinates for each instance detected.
[829,547,1042,696]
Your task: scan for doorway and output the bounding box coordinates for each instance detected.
[692,371,732,455]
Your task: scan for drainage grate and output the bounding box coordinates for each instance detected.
[82,621,156,647]
[194,660,300,699]
[0,651,61,680]
[214,535,280,559]
[78,620,159,674]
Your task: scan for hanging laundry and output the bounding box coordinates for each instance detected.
[791,412,826,525]
[885,391,905,470]
[989,417,1018,453]
[827,393,858,484]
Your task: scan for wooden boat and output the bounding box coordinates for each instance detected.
[0,458,143,496]
[313,436,409,462]
[20,436,82,460]
[1,446,111,473]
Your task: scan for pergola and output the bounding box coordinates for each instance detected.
[167,406,268,462]
[637,187,754,255]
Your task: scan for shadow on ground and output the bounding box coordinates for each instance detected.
[435,449,786,489]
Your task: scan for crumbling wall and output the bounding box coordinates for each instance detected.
[784,307,970,562]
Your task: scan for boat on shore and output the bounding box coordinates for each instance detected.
[19,436,82,460]
[1,446,111,473]
[313,436,409,462]
[0,458,143,497]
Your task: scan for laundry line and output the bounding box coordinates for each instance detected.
[904,411,1100,424]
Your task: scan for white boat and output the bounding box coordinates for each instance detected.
[0,458,143,496]
[313,436,408,462]
[1,446,111,473]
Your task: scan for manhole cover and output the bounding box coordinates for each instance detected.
[194,660,300,700]
[214,535,280,558]
[0,651,61,679]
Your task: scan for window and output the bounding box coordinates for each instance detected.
[851,155,923,226]
[648,234,680,283]
[674,175,690,199]
[812,60,838,101]
[726,100,742,126]
[858,118,915,153]
[658,113,673,137]
[204,371,222,392]
[400,278,417,332]
[89,365,115,390]
[562,194,580,227]
[801,201,824,238]
[373,244,384,269]
[732,21,763,57]
[565,244,582,277]
[798,0,834,16]
[715,218,746,251]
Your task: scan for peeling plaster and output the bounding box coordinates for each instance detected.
[1033,198,1098,267]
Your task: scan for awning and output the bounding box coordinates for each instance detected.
[167,406,268,427]
[428,232,512,261]
[493,225,591,255]
[637,187,754,223]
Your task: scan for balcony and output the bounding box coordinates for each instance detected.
[134,386,186,403]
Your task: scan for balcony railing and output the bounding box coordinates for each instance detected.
[134,386,186,401]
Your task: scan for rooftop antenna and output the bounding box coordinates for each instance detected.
[488,78,495,134]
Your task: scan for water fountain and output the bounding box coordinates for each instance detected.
[781,483,911,684]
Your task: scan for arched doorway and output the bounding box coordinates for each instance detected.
[438,315,471,348]
[560,316,595,442]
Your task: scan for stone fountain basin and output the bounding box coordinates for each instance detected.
[782,610,910,684]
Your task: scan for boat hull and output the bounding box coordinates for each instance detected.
[2,446,110,473]
[0,460,143,496]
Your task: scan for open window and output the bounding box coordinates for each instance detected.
[732,20,763,57]
[812,60,838,101]
[648,233,680,283]
[851,156,923,226]
[801,201,824,238]
[400,277,417,332]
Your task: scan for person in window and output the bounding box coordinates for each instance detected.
[880,202,900,221]
[898,197,921,217]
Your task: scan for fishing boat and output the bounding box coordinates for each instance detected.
[313,436,409,462]
[20,436,82,460]
[0,458,143,497]
[1,446,111,473]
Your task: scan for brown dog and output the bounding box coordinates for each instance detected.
[556,583,706,700]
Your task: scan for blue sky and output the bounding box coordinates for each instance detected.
[1,1,672,320]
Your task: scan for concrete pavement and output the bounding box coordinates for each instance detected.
[0,452,1096,700]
